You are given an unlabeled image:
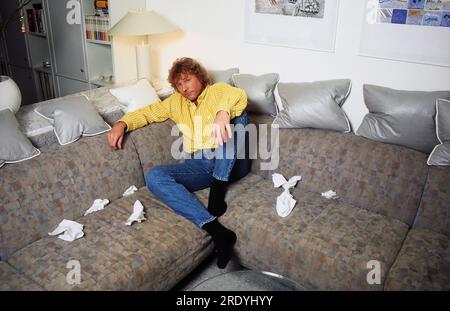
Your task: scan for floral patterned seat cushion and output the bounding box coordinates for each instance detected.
[266,127,428,226]
[385,228,450,290]
[7,188,212,290]
[413,166,450,237]
[221,179,409,290]
[0,133,145,261]
[0,261,43,291]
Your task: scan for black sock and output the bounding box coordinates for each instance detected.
[202,219,237,269]
[208,179,228,217]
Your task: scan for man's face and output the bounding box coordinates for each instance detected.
[175,73,204,102]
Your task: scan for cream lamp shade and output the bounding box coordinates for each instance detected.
[108,10,178,80]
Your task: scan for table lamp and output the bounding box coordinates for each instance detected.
[108,9,178,80]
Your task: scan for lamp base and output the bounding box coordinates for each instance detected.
[136,44,152,80]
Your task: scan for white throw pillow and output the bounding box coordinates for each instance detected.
[109,79,160,113]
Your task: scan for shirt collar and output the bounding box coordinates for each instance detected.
[183,85,210,107]
[197,85,210,103]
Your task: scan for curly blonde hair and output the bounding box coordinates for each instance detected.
[168,57,211,89]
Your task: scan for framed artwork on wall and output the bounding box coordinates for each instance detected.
[359,0,450,67]
[244,0,341,52]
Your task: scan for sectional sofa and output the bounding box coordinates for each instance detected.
[0,78,450,290]
[1,94,449,291]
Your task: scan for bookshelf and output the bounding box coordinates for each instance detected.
[82,0,113,87]
[28,31,47,38]
[15,0,146,99]
[86,39,111,46]
[23,0,54,102]
[83,0,147,88]
[25,1,46,35]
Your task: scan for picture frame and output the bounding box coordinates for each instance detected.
[244,0,341,53]
[359,0,450,67]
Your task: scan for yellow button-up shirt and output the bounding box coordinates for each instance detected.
[118,82,248,153]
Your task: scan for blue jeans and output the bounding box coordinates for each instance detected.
[145,112,250,228]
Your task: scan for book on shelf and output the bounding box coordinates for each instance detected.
[26,4,45,34]
[95,0,109,16]
[26,9,36,32]
[34,6,45,33]
[85,15,111,42]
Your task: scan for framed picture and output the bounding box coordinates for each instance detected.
[359,0,450,67]
[244,0,341,52]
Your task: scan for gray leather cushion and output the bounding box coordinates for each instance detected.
[232,73,279,116]
[273,79,352,132]
[428,99,450,166]
[34,95,111,145]
[209,68,239,85]
[357,85,450,153]
[0,109,40,166]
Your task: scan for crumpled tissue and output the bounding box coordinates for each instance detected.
[321,190,339,200]
[84,199,109,216]
[125,200,146,226]
[272,173,302,218]
[123,185,138,197]
[48,219,84,242]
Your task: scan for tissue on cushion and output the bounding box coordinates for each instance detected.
[34,96,111,146]
[209,68,239,85]
[428,99,450,166]
[0,109,40,166]
[109,79,160,113]
[357,84,450,153]
[273,79,352,132]
[232,73,279,116]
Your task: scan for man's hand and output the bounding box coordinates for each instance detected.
[211,110,232,146]
[108,121,127,150]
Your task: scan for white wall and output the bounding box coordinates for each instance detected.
[145,0,450,129]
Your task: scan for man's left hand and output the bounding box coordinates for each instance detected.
[211,110,232,146]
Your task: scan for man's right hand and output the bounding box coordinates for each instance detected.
[108,121,127,150]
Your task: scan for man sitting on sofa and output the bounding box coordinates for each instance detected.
[107,57,250,268]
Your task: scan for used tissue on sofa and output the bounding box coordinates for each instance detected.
[48,219,84,242]
[321,190,339,200]
[123,185,138,197]
[125,200,146,226]
[84,199,109,216]
[272,173,302,218]
[276,190,298,218]
[122,185,137,197]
